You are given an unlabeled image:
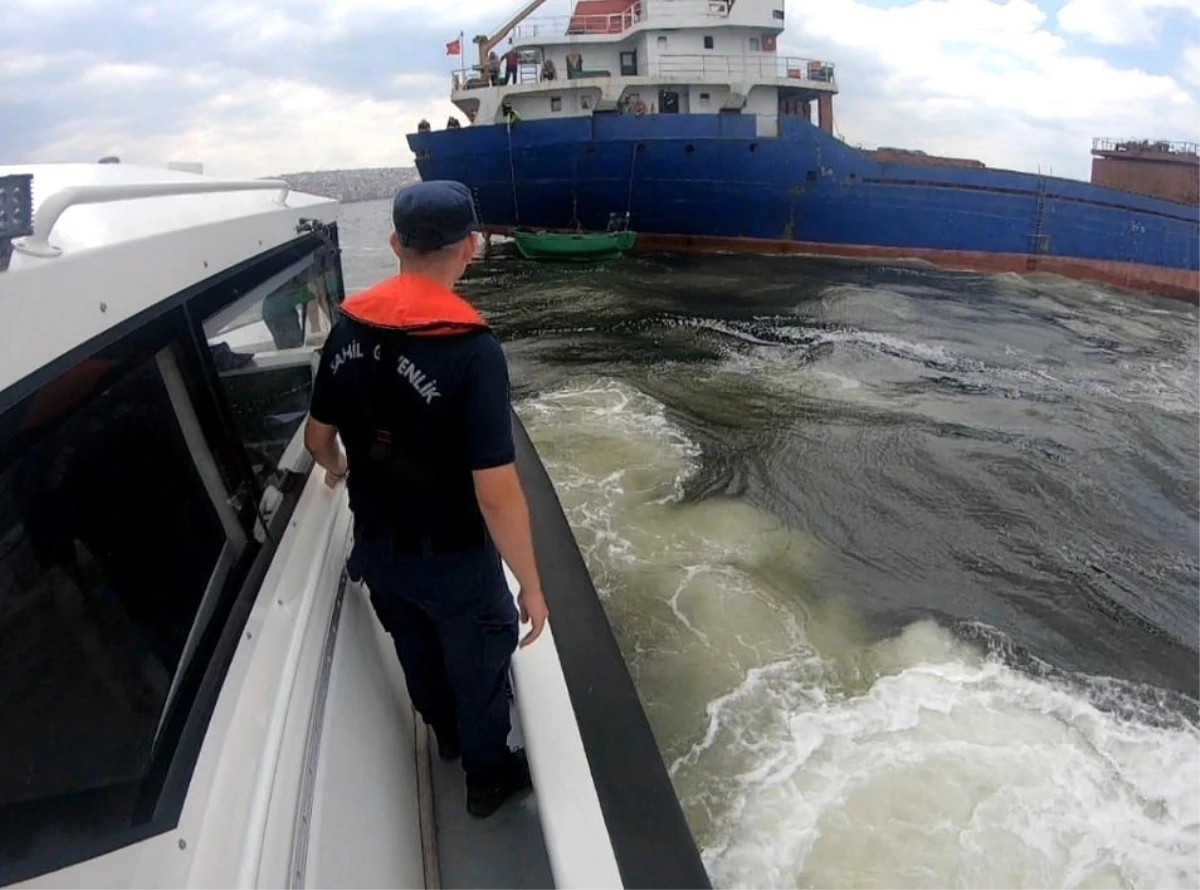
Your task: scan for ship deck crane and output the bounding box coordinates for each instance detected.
[476,0,551,70]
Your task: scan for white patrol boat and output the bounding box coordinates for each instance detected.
[0,162,709,889]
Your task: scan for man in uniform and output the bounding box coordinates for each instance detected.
[303,180,548,818]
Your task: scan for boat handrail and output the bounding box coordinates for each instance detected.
[13,179,292,259]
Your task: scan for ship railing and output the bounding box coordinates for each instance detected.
[451,52,836,92]
[655,54,835,83]
[452,69,482,91]
[641,0,732,22]
[1092,137,1199,157]
[512,2,646,41]
[451,53,579,90]
[450,61,543,91]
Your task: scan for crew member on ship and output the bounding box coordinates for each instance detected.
[503,46,519,84]
[303,180,548,819]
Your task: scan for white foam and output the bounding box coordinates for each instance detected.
[517,377,1199,890]
[517,379,701,582]
[688,621,1199,890]
[701,313,1199,419]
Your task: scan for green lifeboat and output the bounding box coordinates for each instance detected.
[511,228,637,261]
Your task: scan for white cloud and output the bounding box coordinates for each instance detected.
[198,0,318,47]
[1182,42,1200,89]
[5,0,1198,182]
[0,52,65,80]
[75,62,171,87]
[29,64,457,177]
[786,0,1199,179]
[0,49,93,101]
[10,0,95,7]
[196,0,509,49]
[1057,0,1200,46]
[327,0,506,28]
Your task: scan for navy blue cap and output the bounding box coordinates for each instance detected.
[392,180,479,250]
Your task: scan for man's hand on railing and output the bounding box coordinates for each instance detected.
[518,585,549,649]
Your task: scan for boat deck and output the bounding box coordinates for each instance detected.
[431,705,553,888]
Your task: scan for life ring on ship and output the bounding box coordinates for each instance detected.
[632,100,648,116]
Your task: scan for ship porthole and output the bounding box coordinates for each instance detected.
[749,143,757,153]
[685,144,695,154]
[636,143,646,153]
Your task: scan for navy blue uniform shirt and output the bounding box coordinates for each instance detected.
[309,315,514,543]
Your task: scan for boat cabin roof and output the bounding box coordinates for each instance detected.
[0,163,335,395]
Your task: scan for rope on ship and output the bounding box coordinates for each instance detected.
[624,142,638,222]
[570,155,581,231]
[506,119,520,226]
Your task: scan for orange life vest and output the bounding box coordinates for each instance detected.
[340,273,489,336]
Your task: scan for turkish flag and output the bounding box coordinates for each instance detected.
[762,34,777,51]
[446,38,461,55]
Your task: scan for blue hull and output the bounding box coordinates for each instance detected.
[408,115,1198,293]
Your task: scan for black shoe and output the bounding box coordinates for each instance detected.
[466,750,533,818]
[432,723,461,762]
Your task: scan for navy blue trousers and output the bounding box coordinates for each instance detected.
[350,536,519,784]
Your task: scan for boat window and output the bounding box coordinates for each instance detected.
[703,35,714,49]
[749,37,760,51]
[201,250,339,530]
[0,348,232,882]
[551,96,563,112]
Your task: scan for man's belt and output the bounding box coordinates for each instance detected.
[356,520,488,557]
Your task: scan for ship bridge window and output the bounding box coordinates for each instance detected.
[703,35,714,49]
[773,8,784,18]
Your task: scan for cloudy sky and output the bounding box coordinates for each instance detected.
[3,0,1197,181]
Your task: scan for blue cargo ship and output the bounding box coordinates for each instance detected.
[409,0,1199,301]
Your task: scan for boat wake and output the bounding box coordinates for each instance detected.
[517,376,1200,890]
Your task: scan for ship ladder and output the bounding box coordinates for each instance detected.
[1026,173,1050,270]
